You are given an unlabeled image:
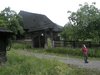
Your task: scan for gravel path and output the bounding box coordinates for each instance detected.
[15,50,100,70]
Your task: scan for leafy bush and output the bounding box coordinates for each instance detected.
[46,47,100,57]
[88,48,100,57]
[46,48,81,56]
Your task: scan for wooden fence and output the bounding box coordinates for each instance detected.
[15,40,100,48]
[53,41,100,48]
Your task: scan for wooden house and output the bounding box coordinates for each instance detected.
[19,11,62,48]
[0,27,12,63]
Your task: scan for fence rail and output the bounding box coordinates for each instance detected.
[53,41,100,48]
[15,40,100,48]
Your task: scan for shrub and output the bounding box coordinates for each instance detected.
[46,47,100,57]
[46,47,81,56]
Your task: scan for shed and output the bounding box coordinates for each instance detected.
[0,27,12,63]
[19,11,63,48]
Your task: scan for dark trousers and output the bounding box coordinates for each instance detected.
[83,55,88,63]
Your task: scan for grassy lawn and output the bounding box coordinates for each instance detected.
[0,49,100,75]
[0,50,71,75]
[2,42,99,75]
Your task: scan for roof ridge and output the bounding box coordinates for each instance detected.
[19,10,45,16]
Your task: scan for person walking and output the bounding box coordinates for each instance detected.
[82,44,89,63]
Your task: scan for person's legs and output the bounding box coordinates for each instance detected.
[84,55,88,63]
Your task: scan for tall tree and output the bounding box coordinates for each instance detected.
[68,2,100,42]
[61,22,76,41]
[1,7,24,36]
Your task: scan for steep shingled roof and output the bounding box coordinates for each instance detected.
[0,27,12,33]
[19,11,62,32]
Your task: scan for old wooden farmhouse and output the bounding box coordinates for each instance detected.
[19,11,62,48]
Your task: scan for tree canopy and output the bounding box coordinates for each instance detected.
[62,2,100,42]
[0,7,24,36]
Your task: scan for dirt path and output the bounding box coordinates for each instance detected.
[15,50,100,70]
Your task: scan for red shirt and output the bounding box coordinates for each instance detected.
[82,47,88,55]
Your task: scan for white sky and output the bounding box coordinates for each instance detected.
[0,0,100,26]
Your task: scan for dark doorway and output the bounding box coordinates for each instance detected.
[40,36,45,48]
[33,35,45,48]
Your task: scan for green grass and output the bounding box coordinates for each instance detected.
[11,42,32,49]
[0,50,73,75]
[45,47,100,58]
[0,49,100,75]
[11,42,100,59]
[4,42,100,75]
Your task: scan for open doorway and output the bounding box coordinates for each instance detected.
[33,35,45,48]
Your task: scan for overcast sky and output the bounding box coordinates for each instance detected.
[0,0,100,26]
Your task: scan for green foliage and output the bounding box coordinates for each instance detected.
[64,2,100,42]
[46,47,100,57]
[72,67,100,75]
[0,13,8,28]
[11,42,32,49]
[0,7,24,36]
[0,50,74,75]
[46,48,82,56]
[11,42,100,57]
[61,23,77,41]
[0,49,100,75]
[47,38,52,48]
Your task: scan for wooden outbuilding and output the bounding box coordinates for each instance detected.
[0,27,12,63]
[19,11,62,48]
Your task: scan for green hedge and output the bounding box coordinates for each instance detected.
[46,47,100,57]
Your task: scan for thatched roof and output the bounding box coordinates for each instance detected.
[19,11,62,32]
[0,27,12,33]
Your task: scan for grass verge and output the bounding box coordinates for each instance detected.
[0,49,100,75]
[0,50,73,75]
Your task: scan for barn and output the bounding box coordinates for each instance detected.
[19,11,62,48]
[0,27,12,63]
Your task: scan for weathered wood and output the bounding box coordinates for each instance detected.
[53,40,93,48]
[19,11,62,48]
[0,51,7,63]
[29,29,61,48]
[0,38,7,63]
[0,28,12,63]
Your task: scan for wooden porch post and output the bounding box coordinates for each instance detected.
[39,34,41,48]
[44,30,48,49]
[49,29,53,48]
